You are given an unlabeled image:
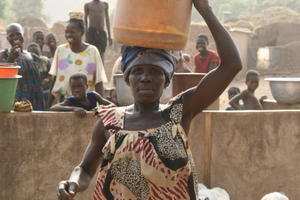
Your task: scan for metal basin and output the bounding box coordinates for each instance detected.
[265,77,300,104]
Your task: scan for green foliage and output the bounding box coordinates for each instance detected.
[11,0,44,18]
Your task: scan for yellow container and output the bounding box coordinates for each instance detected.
[113,0,192,50]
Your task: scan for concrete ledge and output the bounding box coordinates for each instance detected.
[0,112,98,200]
[1,111,300,200]
[262,99,300,110]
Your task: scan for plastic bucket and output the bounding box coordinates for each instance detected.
[0,75,21,112]
[113,0,192,50]
[0,63,20,78]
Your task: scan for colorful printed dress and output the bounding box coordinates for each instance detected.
[49,44,107,98]
[94,95,198,200]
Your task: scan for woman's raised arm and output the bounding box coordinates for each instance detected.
[182,0,242,129]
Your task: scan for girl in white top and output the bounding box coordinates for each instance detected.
[49,12,107,103]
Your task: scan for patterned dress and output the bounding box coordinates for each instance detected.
[94,95,198,200]
[49,44,107,98]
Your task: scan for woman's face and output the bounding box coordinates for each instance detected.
[127,64,166,104]
[65,23,83,45]
[7,28,24,48]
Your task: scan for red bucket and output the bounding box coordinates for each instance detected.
[0,63,20,78]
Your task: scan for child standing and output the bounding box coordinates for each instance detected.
[229,70,264,110]
[27,43,52,109]
[50,73,114,117]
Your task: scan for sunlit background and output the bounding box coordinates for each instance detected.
[43,0,116,25]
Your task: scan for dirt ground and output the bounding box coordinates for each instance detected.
[219,75,273,110]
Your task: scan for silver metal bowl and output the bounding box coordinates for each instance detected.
[265,78,300,104]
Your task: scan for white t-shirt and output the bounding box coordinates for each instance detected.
[49,43,108,96]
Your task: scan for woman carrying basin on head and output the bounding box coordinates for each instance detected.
[57,0,242,199]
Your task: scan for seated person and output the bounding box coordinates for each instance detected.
[226,87,240,110]
[229,70,265,110]
[50,73,114,117]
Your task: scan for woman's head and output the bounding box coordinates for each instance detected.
[121,47,176,103]
[6,23,24,48]
[65,13,85,46]
[122,47,176,86]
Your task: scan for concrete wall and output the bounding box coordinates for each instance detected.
[203,111,300,200]
[0,112,98,200]
[262,100,300,110]
[229,29,251,71]
[1,111,300,200]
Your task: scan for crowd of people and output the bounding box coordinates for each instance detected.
[1,19,264,113]
[0,0,289,199]
[0,0,113,113]
[0,0,267,113]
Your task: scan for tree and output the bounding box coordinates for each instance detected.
[11,0,44,19]
[0,0,7,19]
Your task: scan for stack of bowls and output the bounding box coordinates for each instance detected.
[0,63,22,112]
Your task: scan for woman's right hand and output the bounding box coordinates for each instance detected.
[57,180,79,200]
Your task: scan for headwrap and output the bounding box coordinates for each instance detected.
[121,46,176,86]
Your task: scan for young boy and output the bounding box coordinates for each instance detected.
[226,87,240,110]
[50,73,114,117]
[194,34,220,73]
[45,33,57,59]
[27,42,52,109]
[229,70,263,110]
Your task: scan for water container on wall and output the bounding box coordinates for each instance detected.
[113,0,193,50]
